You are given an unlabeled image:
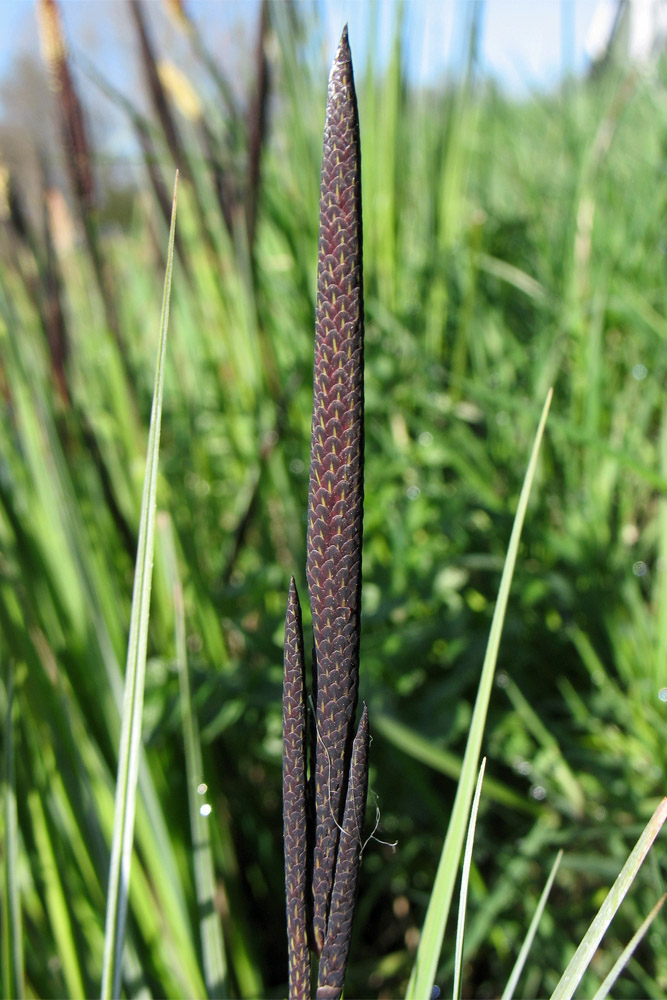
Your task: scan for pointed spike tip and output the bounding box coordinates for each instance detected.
[337,24,350,61]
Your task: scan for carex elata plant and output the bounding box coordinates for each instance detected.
[282,27,369,1000]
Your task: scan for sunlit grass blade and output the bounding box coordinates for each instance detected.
[1,667,24,1000]
[100,173,179,1000]
[550,797,667,1000]
[27,788,86,998]
[406,388,553,1000]
[655,402,667,695]
[501,850,564,1000]
[158,511,228,998]
[499,676,585,817]
[590,894,666,1000]
[452,757,486,1000]
[372,714,538,816]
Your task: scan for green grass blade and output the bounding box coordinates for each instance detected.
[406,388,553,1000]
[452,757,486,1000]
[550,797,667,1000]
[591,894,666,1000]
[158,512,228,998]
[2,667,24,1000]
[27,789,86,998]
[100,173,179,1000]
[500,850,564,1000]
[655,402,667,695]
[373,714,539,816]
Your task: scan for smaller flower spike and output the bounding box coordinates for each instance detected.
[307,23,365,954]
[282,578,311,1000]
[316,705,370,1000]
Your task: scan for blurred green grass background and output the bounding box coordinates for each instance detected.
[0,2,665,997]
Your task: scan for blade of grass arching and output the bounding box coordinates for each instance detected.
[655,402,667,696]
[550,797,667,1000]
[158,512,228,999]
[101,173,179,1000]
[27,788,86,999]
[2,666,24,1000]
[452,757,486,1000]
[406,387,553,1000]
[499,676,585,817]
[591,894,666,1000]
[373,714,538,816]
[501,850,564,1000]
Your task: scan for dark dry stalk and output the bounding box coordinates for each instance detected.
[282,578,311,1000]
[306,26,365,954]
[38,0,123,356]
[3,165,70,404]
[129,0,220,262]
[316,705,369,1000]
[129,0,187,176]
[78,51,192,279]
[245,0,270,250]
[42,186,70,405]
[38,0,95,212]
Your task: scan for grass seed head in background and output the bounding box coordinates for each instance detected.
[282,26,368,1000]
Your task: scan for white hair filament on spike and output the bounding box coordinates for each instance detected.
[309,695,347,839]
[308,697,398,857]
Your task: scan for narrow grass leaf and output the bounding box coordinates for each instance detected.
[2,667,24,1000]
[452,757,486,1000]
[500,850,564,1000]
[373,714,538,816]
[591,894,666,1000]
[27,789,86,998]
[158,512,228,998]
[550,796,667,1000]
[406,388,553,1000]
[100,173,179,1000]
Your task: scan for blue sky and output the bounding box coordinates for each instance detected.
[0,0,602,99]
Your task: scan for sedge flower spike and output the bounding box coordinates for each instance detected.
[282,26,368,1000]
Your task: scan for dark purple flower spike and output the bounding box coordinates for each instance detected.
[282,25,368,1000]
